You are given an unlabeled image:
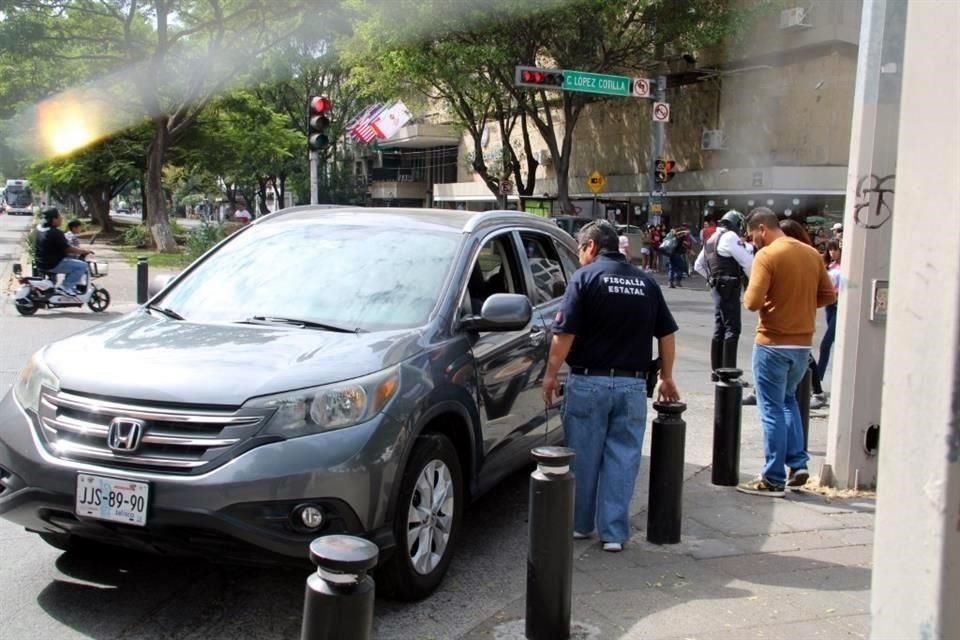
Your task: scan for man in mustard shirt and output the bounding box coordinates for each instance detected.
[740,208,836,496]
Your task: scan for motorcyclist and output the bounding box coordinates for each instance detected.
[35,207,94,295]
[694,210,753,380]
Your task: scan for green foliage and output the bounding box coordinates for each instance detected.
[123,224,150,248]
[169,219,186,237]
[185,222,228,261]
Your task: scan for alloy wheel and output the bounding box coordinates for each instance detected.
[406,459,454,575]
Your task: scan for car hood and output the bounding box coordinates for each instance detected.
[44,311,424,406]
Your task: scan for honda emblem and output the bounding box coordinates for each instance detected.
[107,418,144,452]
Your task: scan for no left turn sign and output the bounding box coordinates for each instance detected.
[652,102,671,122]
[631,77,651,98]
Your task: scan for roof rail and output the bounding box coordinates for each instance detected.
[463,209,554,234]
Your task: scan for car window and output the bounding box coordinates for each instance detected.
[158,220,460,330]
[520,232,567,306]
[464,234,524,316]
[553,238,580,280]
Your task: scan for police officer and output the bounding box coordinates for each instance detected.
[694,210,753,380]
[542,220,680,553]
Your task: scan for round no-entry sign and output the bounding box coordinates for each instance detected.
[652,102,671,123]
[632,77,651,98]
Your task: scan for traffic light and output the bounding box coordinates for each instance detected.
[655,159,675,184]
[308,95,331,152]
[515,66,565,90]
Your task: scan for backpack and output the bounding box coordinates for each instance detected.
[659,232,677,254]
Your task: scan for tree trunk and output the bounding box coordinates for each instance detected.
[86,188,115,233]
[140,177,148,222]
[145,120,178,252]
[257,178,271,216]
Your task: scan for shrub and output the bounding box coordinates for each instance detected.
[123,224,150,248]
[186,222,227,260]
[170,219,186,236]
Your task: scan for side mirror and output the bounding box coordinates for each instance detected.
[148,274,177,298]
[461,293,532,332]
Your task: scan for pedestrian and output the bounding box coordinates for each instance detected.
[234,202,252,224]
[542,220,680,552]
[693,210,753,379]
[638,225,651,271]
[816,240,842,390]
[649,225,662,272]
[64,220,82,248]
[739,208,835,496]
[34,207,94,296]
[618,234,631,261]
[831,222,843,249]
[701,216,717,245]
[666,226,691,288]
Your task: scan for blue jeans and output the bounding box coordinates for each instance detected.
[668,254,686,284]
[47,257,87,291]
[817,303,838,382]
[561,374,647,544]
[752,345,810,486]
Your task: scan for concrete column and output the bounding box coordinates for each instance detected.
[871,2,960,636]
[821,0,906,490]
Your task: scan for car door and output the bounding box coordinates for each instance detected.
[463,231,548,473]
[517,231,578,440]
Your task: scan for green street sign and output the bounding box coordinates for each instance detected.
[562,70,631,97]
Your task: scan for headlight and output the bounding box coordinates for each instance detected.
[248,366,400,438]
[13,349,60,413]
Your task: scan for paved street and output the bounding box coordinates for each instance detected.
[0,213,868,640]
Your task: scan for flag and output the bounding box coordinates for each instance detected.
[370,100,413,141]
[345,103,378,133]
[350,103,387,144]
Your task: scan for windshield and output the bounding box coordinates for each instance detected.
[158,220,460,331]
[4,187,32,206]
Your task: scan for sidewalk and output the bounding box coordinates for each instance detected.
[462,410,874,640]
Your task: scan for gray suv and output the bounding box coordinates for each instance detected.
[0,207,580,600]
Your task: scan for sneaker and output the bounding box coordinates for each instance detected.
[742,392,757,406]
[787,468,810,490]
[810,393,827,409]
[602,542,623,553]
[736,477,785,497]
[573,530,592,540]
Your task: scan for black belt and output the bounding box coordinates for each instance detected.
[570,367,646,378]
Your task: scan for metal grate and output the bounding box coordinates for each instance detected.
[36,390,270,473]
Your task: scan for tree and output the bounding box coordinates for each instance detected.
[27,125,152,232]
[3,1,312,250]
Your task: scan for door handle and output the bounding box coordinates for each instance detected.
[529,328,546,346]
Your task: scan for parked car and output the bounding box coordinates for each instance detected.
[551,215,593,238]
[0,206,580,600]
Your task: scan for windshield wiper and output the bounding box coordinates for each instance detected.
[238,316,360,333]
[146,304,185,321]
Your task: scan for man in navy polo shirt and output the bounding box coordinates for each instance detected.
[543,220,680,552]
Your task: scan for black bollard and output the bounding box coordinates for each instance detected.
[136,256,149,304]
[301,535,379,640]
[647,402,687,545]
[526,446,575,640]
[795,367,812,452]
[712,368,743,487]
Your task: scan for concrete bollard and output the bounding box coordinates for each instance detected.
[647,402,687,545]
[795,367,812,452]
[526,446,576,640]
[136,256,149,304]
[712,368,743,487]
[300,535,379,640]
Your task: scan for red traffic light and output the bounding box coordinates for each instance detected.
[309,96,331,114]
[517,67,564,88]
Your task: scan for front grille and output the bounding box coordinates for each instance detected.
[36,390,270,473]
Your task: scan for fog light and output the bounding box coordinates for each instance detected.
[296,505,324,530]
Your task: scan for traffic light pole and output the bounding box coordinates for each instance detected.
[648,75,666,201]
[309,150,318,205]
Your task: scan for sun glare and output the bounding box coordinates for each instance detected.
[37,95,105,157]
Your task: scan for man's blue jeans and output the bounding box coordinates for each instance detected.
[561,374,647,544]
[47,258,87,291]
[817,302,838,382]
[752,345,810,486]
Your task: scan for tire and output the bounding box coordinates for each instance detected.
[377,433,463,601]
[87,288,111,312]
[15,297,38,316]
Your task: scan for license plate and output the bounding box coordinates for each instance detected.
[76,474,149,526]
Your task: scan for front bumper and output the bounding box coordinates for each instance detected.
[0,391,402,562]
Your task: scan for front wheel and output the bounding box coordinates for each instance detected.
[377,433,463,601]
[87,288,111,312]
[15,296,38,316]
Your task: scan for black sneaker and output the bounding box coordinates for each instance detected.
[742,392,757,406]
[736,477,785,497]
[787,468,810,490]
